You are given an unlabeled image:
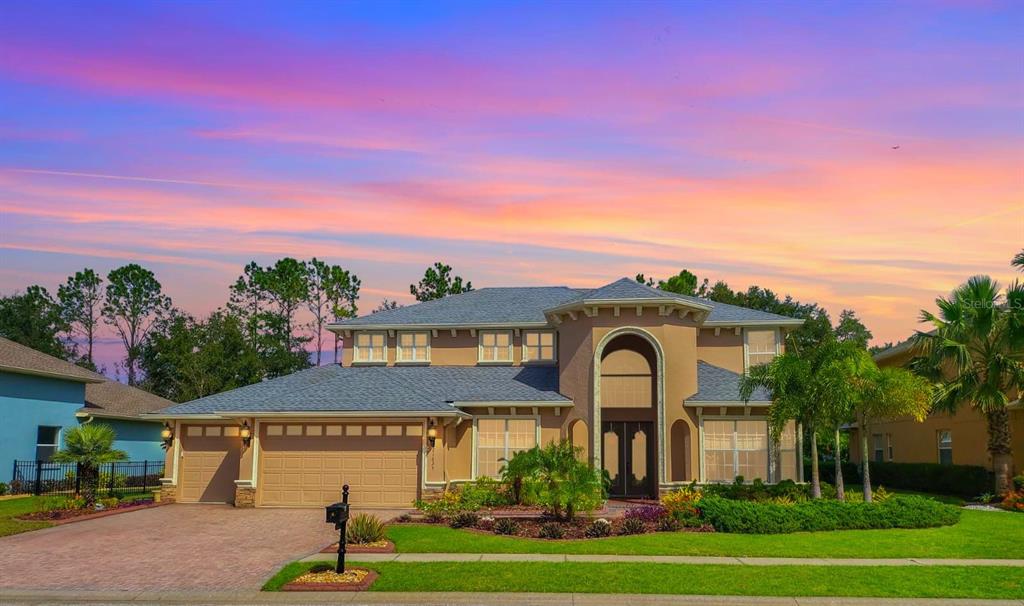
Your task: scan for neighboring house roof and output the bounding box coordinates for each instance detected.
[687,361,771,403]
[0,337,104,383]
[82,381,176,421]
[332,277,802,329]
[0,336,174,419]
[157,365,569,417]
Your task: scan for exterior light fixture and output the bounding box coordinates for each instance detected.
[427,422,438,448]
[161,423,174,450]
[240,420,252,447]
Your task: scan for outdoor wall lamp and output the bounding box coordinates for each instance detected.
[427,422,438,449]
[240,421,252,447]
[161,423,174,450]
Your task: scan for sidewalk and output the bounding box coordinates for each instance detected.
[0,590,1021,606]
[303,552,1024,567]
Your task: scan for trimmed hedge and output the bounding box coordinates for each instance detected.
[699,495,961,534]
[808,460,992,499]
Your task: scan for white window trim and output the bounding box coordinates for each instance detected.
[521,330,557,364]
[396,331,431,364]
[471,415,541,479]
[698,416,778,484]
[353,331,388,364]
[937,430,953,464]
[743,327,781,373]
[477,329,514,364]
[36,426,61,460]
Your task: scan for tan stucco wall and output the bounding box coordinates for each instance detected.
[696,329,744,374]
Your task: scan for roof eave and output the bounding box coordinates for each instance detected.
[544,296,713,316]
[77,410,160,422]
[702,319,805,327]
[0,364,104,384]
[145,409,471,419]
[684,400,771,407]
[327,321,551,333]
[453,400,570,408]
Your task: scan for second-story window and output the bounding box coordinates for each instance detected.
[522,330,556,363]
[353,331,387,363]
[745,329,779,369]
[479,330,512,363]
[397,331,429,363]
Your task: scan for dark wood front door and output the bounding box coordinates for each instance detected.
[601,421,655,498]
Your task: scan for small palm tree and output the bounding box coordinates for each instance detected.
[499,447,540,505]
[52,424,127,507]
[1013,249,1024,272]
[912,275,1024,495]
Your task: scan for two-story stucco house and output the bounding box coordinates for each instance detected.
[154,278,804,508]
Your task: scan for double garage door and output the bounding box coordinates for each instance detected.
[258,422,422,508]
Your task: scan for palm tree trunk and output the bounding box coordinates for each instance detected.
[80,464,98,508]
[809,431,821,499]
[834,427,845,502]
[986,407,1014,495]
[860,414,872,503]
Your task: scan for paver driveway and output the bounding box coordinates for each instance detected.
[0,503,404,591]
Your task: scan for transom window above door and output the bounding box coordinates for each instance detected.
[522,330,556,363]
[396,331,430,363]
[353,331,387,363]
[478,330,513,363]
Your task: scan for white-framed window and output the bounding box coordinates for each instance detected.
[887,434,894,461]
[478,330,513,363]
[353,331,387,363]
[937,430,953,465]
[396,331,430,363]
[745,329,779,369]
[475,417,538,478]
[36,426,61,461]
[522,330,556,363]
[703,419,769,482]
[872,433,886,463]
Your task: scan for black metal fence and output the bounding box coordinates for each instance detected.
[8,460,165,496]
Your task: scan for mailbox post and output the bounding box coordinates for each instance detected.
[324,484,351,573]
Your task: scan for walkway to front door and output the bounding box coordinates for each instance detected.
[601,421,655,498]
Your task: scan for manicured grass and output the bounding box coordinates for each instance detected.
[265,560,1024,598]
[388,509,1024,559]
[0,496,55,537]
[0,492,158,538]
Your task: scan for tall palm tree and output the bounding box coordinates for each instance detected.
[52,424,127,507]
[854,363,932,502]
[912,276,1024,494]
[1013,249,1024,272]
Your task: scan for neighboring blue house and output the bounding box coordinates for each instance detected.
[0,337,173,484]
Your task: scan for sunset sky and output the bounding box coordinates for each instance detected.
[1,2,1021,375]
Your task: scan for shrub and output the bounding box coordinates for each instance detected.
[873,486,893,503]
[528,440,604,520]
[40,496,67,513]
[97,497,120,510]
[813,460,992,499]
[1001,489,1024,513]
[493,518,520,535]
[538,522,564,539]
[396,513,412,523]
[414,488,476,519]
[702,478,812,503]
[619,516,646,535]
[346,513,386,544]
[67,496,87,511]
[1013,475,1024,491]
[656,516,682,532]
[585,518,612,538]
[623,504,667,522]
[460,476,512,509]
[0,482,7,496]
[699,495,961,534]
[449,512,478,529]
[661,486,700,515]
[477,516,496,531]
[500,448,541,505]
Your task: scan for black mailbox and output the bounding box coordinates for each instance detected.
[325,502,349,527]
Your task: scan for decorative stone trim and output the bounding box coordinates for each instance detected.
[158,483,177,503]
[234,486,256,508]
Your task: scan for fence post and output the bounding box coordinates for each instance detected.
[109,463,115,493]
[75,463,82,495]
[143,461,148,492]
[34,460,43,496]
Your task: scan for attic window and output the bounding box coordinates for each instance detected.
[354,331,387,363]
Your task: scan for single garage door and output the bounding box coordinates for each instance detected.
[178,424,242,503]
[258,422,422,508]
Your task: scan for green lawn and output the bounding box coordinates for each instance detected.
[0,492,157,538]
[265,561,1024,599]
[388,509,1024,559]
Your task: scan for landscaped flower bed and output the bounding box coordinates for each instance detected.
[17,496,159,523]
[281,563,377,592]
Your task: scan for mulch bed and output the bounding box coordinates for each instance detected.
[320,540,395,553]
[282,567,378,592]
[395,517,714,539]
[17,499,164,525]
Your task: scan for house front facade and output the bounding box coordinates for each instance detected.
[155,278,804,508]
[0,337,171,484]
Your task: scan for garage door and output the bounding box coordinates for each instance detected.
[179,424,242,503]
[258,422,422,508]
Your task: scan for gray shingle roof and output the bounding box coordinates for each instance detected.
[160,365,568,415]
[689,361,771,402]
[339,287,583,326]
[333,278,800,328]
[83,381,176,419]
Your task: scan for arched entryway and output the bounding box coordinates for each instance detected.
[594,329,664,498]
